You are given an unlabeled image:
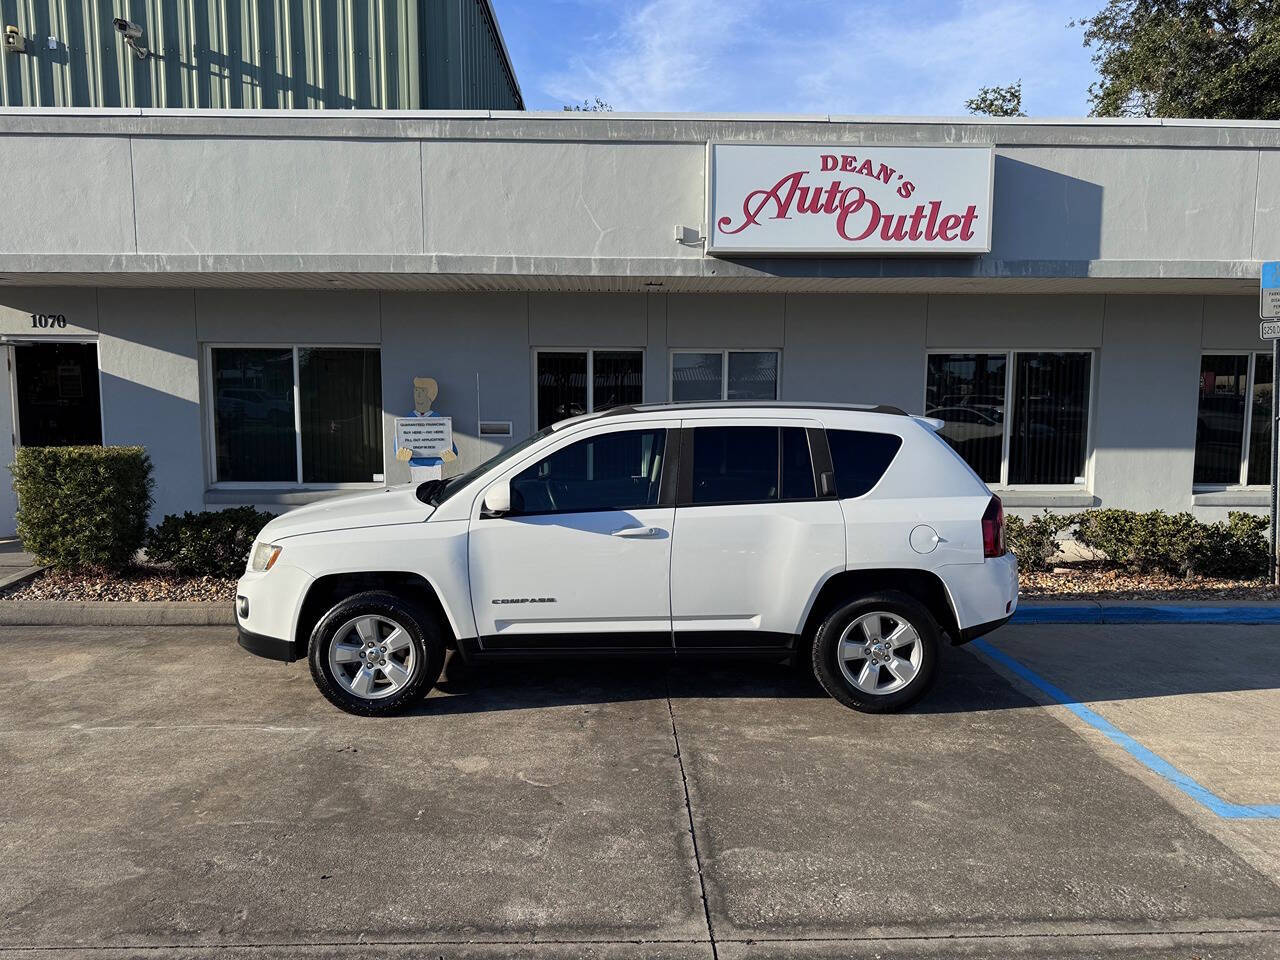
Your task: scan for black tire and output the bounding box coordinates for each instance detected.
[308,590,445,716]
[810,591,940,713]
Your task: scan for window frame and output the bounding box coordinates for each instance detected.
[1193,350,1274,491]
[203,342,385,490]
[924,348,1097,491]
[668,348,782,403]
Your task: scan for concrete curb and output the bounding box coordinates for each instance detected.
[0,565,44,591]
[0,601,234,626]
[1014,600,1280,625]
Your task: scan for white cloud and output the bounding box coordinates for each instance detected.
[539,0,1100,116]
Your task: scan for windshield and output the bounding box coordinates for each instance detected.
[416,426,555,508]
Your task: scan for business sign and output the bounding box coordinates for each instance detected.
[394,416,452,458]
[706,143,994,256]
[1261,261,1280,320]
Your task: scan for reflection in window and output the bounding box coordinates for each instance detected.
[535,350,643,429]
[212,346,383,484]
[510,429,666,514]
[1193,352,1274,487]
[727,351,778,400]
[299,348,383,483]
[926,351,1091,486]
[925,353,1006,484]
[673,350,779,402]
[1009,352,1092,485]
[672,352,723,402]
[212,348,296,482]
[1248,352,1274,487]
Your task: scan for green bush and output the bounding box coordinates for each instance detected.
[143,507,278,578]
[1004,510,1072,572]
[10,445,154,572]
[1073,508,1200,575]
[1186,512,1270,580]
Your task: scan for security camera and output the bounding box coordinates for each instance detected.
[3,24,25,53]
[112,18,148,59]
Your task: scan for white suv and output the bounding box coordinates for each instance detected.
[236,402,1018,715]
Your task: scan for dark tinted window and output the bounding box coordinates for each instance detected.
[510,429,666,514]
[781,427,815,500]
[690,427,778,504]
[827,429,903,498]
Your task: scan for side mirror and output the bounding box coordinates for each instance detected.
[482,481,511,517]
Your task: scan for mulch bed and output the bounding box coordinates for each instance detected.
[3,561,1277,605]
[2,567,237,603]
[1021,562,1280,601]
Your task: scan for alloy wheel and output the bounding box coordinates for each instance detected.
[836,610,923,696]
[327,615,416,700]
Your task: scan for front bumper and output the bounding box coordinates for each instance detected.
[237,624,299,662]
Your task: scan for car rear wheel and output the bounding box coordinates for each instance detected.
[811,591,939,713]
[308,590,444,716]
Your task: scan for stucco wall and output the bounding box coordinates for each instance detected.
[0,112,1276,287]
[0,289,1269,530]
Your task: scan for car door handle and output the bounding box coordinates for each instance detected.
[611,525,661,538]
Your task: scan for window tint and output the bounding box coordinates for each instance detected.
[1008,352,1091,485]
[926,353,1006,483]
[690,427,779,504]
[510,429,666,514]
[1194,354,1248,485]
[827,429,903,498]
[781,427,815,499]
[536,352,588,428]
[1248,352,1274,486]
[672,352,723,402]
[212,347,297,482]
[298,348,382,483]
[727,351,778,400]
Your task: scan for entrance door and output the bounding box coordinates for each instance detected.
[13,342,102,447]
[468,421,677,649]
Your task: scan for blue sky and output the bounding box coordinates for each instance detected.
[492,0,1104,116]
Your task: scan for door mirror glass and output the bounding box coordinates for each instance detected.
[482,481,511,516]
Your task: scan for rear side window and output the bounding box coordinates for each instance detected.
[826,429,903,498]
[687,426,816,505]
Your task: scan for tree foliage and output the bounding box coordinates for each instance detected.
[1074,0,1280,118]
[563,97,613,112]
[965,80,1026,117]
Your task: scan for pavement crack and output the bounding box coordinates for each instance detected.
[665,674,719,960]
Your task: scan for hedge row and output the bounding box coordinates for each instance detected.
[12,446,274,577]
[1006,508,1271,580]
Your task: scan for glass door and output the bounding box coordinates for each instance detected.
[13,342,103,447]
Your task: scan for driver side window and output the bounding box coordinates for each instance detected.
[510,429,667,515]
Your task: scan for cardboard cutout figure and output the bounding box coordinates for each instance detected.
[396,377,457,480]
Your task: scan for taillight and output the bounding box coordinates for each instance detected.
[982,495,1005,558]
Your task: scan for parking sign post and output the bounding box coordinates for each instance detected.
[1261,263,1280,585]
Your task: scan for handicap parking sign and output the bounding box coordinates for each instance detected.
[1262,262,1280,321]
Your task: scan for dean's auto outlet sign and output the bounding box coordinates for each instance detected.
[706,143,994,256]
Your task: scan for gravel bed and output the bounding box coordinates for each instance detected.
[2,567,237,603]
[1021,563,1280,602]
[3,563,1277,605]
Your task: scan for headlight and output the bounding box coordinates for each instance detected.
[250,542,283,572]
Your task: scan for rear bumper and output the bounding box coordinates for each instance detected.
[237,625,298,663]
[954,613,1013,646]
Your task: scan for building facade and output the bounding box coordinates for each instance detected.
[0,109,1274,535]
[1,0,521,110]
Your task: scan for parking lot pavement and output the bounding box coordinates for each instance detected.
[2,625,1279,960]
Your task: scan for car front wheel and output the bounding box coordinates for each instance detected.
[308,590,444,716]
[811,591,939,713]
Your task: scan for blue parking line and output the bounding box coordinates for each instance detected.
[971,638,1280,820]
[1012,604,1280,625]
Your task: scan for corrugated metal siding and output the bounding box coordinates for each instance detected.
[0,0,519,109]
